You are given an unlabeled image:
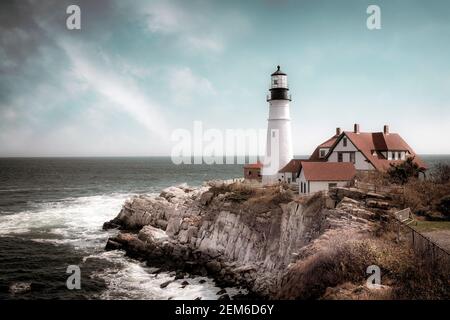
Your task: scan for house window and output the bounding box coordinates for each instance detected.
[338,152,343,162]
[288,178,291,183]
[328,183,337,190]
[349,152,355,164]
[248,171,252,176]
[300,182,303,193]
[343,137,347,147]
[320,149,326,158]
[272,131,276,138]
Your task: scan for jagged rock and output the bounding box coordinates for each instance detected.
[9,282,31,294]
[160,280,173,289]
[105,239,122,251]
[103,182,386,299]
[138,225,169,244]
[218,294,231,300]
[366,199,391,210]
[175,271,185,280]
[200,191,215,206]
[206,260,222,274]
[181,281,190,288]
[217,289,227,295]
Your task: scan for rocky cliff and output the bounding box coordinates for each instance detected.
[103,182,398,299]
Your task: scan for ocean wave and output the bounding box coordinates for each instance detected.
[0,191,242,300]
[0,193,132,249]
[87,251,244,300]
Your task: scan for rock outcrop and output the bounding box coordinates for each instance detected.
[103,184,388,298]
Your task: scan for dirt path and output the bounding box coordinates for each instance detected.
[423,230,450,252]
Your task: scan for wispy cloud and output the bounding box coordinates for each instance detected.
[168,67,216,105]
[60,41,170,139]
[138,0,248,54]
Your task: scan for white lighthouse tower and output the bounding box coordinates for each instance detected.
[262,66,293,184]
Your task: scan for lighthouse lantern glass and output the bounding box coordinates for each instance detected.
[271,75,287,89]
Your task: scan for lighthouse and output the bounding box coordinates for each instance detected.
[262,66,294,184]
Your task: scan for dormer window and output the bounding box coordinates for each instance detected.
[319,149,327,158]
[343,137,347,147]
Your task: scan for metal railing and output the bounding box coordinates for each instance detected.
[393,208,450,274]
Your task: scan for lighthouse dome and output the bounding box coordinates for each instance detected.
[271,65,286,76]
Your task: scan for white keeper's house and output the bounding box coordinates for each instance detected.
[281,124,427,194]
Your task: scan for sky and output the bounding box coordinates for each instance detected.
[1,0,450,157]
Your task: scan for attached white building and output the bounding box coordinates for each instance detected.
[278,159,302,184]
[298,162,356,194]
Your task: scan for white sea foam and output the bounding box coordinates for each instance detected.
[0,193,129,249]
[0,192,235,299]
[88,251,244,300]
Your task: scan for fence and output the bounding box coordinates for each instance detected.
[393,208,450,275]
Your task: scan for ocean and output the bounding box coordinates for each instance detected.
[0,155,448,299]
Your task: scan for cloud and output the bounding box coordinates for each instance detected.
[137,0,249,54]
[144,1,184,34]
[168,67,216,105]
[0,0,174,156]
[60,41,170,139]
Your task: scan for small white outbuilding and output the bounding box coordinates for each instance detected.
[298,161,356,194]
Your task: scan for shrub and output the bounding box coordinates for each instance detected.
[387,157,424,185]
[431,163,450,184]
[402,178,450,217]
[437,195,450,217]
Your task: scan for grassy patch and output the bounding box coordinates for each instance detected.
[412,220,450,232]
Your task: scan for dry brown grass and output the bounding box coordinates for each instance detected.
[355,170,391,186]
[277,231,450,300]
[210,182,295,206]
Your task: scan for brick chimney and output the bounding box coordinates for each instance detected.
[336,127,341,136]
[354,123,360,134]
[384,125,389,135]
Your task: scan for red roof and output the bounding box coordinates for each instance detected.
[301,162,356,181]
[319,135,338,148]
[330,131,427,171]
[279,159,303,173]
[309,135,339,161]
[244,162,263,169]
